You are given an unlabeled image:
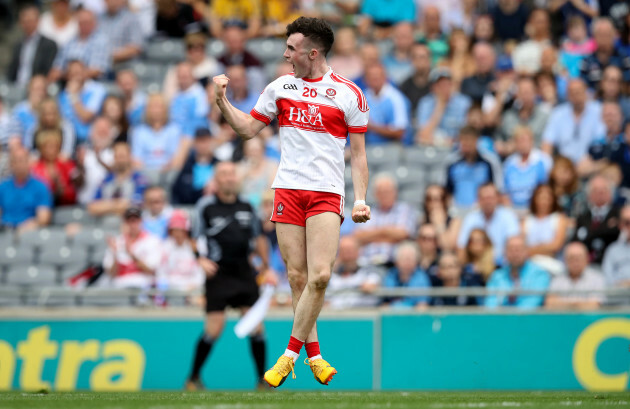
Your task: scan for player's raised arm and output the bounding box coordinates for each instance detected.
[349,132,371,223]
[213,74,267,140]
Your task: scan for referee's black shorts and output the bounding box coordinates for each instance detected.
[204,272,259,313]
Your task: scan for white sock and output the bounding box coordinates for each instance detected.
[309,354,322,361]
[283,349,299,363]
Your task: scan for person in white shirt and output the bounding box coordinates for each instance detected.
[546,241,606,309]
[156,210,204,294]
[328,236,381,309]
[103,206,162,289]
[38,0,78,48]
[76,116,115,205]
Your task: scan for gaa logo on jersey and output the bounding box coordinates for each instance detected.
[276,202,285,216]
[326,88,336,97]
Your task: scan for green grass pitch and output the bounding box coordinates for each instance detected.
[1,391,629,409]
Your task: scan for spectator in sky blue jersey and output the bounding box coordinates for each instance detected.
[445,126,503,211]
[130,94,184,171]
[169,61,209,137]
[580,18,630,90]
[485,235,550,309]
[58,59,106,143]
[503,126,552,211]
[364,63,410,145]
[382,241,431,308]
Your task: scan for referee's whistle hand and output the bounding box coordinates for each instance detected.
[352,204,371,223]
[198,257,219,278]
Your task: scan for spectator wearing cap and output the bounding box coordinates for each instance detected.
[431,252,483,307]
[57,59,107,143]
[490,0,529,41]
[457,183,520,265]
[382,241,431,308]
[546,242,606,309]
[88,141,148,216]
[445,126,504,212]
[511,8,553,75]
[49,8,110,81]
[480,55,517,132]
[503,126,552,211]
[104,206,162,289]
[116,70,146,128]
[217,25,266,94]
[416,67,472,146]
[156,210,204,294]
[354,173,419,266]
[163,32,221,101]
[0,148,52,232]
[38,0,78,48]
[460,43,496,104]
[542,79,605,165]
[131,94,184,171]
[172,128,216,205]
[364,64,410,145]
[76,116,115,205]
[142,186,173,239]
[495,77,550,147]
[99,0,144,66]
[7,5,57,88]
[485,236,550,309]
[572,175,620,264]
[170,62,210,137]
[580,18,630,90]
[400,43,431,120]
[328,236,381,309]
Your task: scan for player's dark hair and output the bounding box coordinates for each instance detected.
[286,17,334,57]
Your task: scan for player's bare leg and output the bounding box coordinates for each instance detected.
[186,311,225,390]
[292,212,340,385]
[276,222,319,343]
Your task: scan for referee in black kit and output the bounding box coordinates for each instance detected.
[186,160,277,390]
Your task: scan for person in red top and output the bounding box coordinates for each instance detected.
[30,128,81,205]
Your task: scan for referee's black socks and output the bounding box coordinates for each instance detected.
[249,332,266,381]
[190,334,214,381]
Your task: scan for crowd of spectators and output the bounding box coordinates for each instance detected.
[1,0,630,309]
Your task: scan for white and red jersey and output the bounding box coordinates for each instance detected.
[251,68,369,197]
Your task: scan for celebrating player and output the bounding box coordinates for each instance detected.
[212,16,371,387]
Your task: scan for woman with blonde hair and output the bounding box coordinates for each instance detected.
[462,228,495,283]
[24,97,76,156]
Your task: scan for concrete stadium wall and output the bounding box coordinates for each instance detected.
[0,310,628,392]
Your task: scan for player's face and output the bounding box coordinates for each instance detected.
[284,33,312,78]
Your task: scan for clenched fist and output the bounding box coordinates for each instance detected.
[352,204,371,223]
[213,74,229,100]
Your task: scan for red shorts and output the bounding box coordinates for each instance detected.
[271,188,344,227]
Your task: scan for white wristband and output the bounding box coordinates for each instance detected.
[353,200,366,207]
